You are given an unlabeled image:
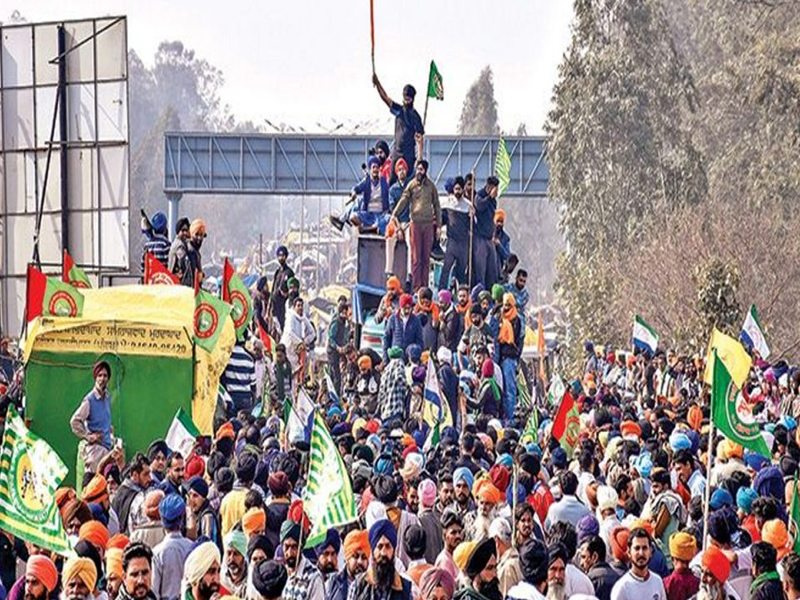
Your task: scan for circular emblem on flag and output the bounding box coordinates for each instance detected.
[48,291,78,317]
[229,290,248,329]
[725,382,761,441]
[69,279,89,289]
[150,272,175,285]
[565,414,580,448]
[194,303,219,339]
[9,447,49,524]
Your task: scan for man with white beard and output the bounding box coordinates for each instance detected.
[692,545,735,600]
[464,480,502,541]
[545,543,569,600]
[61,557,98,600]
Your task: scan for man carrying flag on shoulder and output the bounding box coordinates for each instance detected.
[70,361,114,479]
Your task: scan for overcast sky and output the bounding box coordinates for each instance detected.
[7,1,574,135]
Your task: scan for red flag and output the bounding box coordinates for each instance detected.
[551,390,580,457]
[257,320,274,354]
[143,252,179,285]
[62,249,91,288]
[26,264,46,323]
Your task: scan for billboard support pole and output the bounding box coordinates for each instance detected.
[57,25,69,254]
[166,193,182,241]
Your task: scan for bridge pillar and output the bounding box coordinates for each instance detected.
[166,192,183,241]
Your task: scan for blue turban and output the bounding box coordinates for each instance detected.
[736,487,758,514]
[525,443,542,458]
[669,432,692,452]
[576,515,600,545]
[367,156,381,169]
[315,529,341,556]
[780,416,798,431]
[633,453,653,479]
[367,434,383,455]
[331,422,350,437]
[276,245,288,257]
[496,454,513,469]
[744,451,770,472]
[441,427,458,447]
[159,494,186,528]
[551,448,568,469]
[710,488,733,511]
[754,466,785,501]
[375,456,394,475]
[444,177,455,194]
[686,430,700,454]
[412,430,426,449]
[570,379,583,398]
[453,467,474,490]
[707,511,731,545]
[151,211,168,234]
[470,284,484,303]
[369,519,397,550]
[327,406,343,419]
[507,483,527,506]
[406,344,422,363]
[403,84,416,98]
[88,503,109,526]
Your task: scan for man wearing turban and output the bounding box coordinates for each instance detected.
[383,294,423,366]
[349,519,411,600]
[106,549,125,600]
[465,479,502,541]
[252,560,288,600]
[462,537,501,600]
[507,539,548,600]
[118,543,155,600]
[70,361,113,478]
[314,529,341,587]
[23,555,58,600]
[377,344,409,424]
[280,516,324,600]
[82,474,121,536]
[452,468,475,519]
[221,530,249,598]
[185,476,221,550]
[328,530,370,600]
[181,542,221,600]
[152,494,193,600]
[698,545,732,600]
[663,531,698,600]
[63,557,98,600]
[419,568,455,600]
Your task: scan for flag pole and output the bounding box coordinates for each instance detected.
[702,351,717,551]
[511,462,518,546]
[369,0,376,75]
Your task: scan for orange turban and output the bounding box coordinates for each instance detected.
[620,421,641,439]
[610,527,630,562]
[107,533,130,550]
[718,439,743,460]
[56,487,76,510]
[494,209,506,224]
[79,521,109,550]
[387,276,402,292]
[701,545,731,583]
[26,555,58,593]
[242,507,267,537]
[357,355,372,371]
[216,422,235,441]
[687,405,703,432]
[82,475,109,504]
[473,479,502,505]
[343,530,370,559]
[630,519,654,538]
[144,490,165,520]
[762,519,792,561]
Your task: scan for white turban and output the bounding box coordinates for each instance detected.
[437,347,452,365]
[181,542,221,598]
[595,485,619,519]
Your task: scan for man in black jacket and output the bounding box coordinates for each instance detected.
[471,177,500,288]
[750,542,784,600]
[579,536,620,600]
[349,520,411,600]
[270,246,295,330]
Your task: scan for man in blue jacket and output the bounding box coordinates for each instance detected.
[383,294,423,364]
[330,156,390,234]
[472,176,500,288]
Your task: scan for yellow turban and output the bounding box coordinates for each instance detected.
[454,541,477,572]
[669,531,697,562]
[106,548,124,579]
[81,475,109,504]
[63,557,98,592]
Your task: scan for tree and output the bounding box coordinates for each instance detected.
[458,66,500,135]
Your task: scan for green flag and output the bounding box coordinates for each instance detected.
[26,264,84,322]
[711,350,771,458]
[495,137,511,197]
[427,60,443,100]
[63,250,91,289]
[517,368,532,409]
[547,373,566,407]
[303,411,357,547]
[222,258,253,342]
[521,407,539,445]
[0,405,71,555]
[194,289,232,353]
[791,472,800,554]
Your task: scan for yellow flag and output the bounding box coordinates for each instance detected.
[704,328,752,388]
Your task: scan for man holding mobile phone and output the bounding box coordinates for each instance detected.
[71,361,114,479]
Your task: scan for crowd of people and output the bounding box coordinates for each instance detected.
[6,80,800,600]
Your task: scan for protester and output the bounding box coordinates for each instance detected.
[371,76,424,183]
[151,495,193,600]
[167,217,191,285]
[70,361,114,479]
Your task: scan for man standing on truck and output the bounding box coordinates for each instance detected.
[372,75,424,184]
[71,360,114,479]
[389,161,441,292]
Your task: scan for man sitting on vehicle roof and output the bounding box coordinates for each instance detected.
[330,157,390,234]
